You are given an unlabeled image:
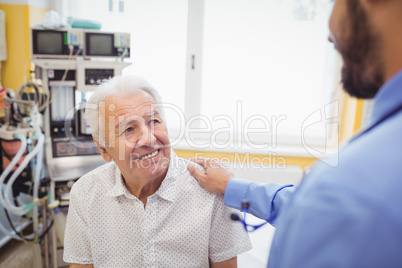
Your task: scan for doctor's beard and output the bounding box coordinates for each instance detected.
[338,0,385,99]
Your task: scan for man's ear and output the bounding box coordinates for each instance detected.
[94,139,113,162]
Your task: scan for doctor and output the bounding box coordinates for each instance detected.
[188,0,402,267]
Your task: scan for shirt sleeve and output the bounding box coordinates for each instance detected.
[208,194,252,263]
[63,183,93,264]
[224,178,297,226]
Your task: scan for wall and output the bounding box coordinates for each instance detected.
[175,149,316,169]
[0,2,49,90]
[340,94,364,142]
[0,1,364,171]
[175,90,364,171]
[0,0,365,167]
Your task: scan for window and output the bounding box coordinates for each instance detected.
[202,0,334,133]
[69,0,339,156]
[70,0,188,131]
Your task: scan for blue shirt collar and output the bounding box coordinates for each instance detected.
[370,70,402,126]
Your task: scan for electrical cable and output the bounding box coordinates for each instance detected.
[118,47,128,61]
[15,80,49,113]
[3,207,54,242]
[31,106,44,236]
[0,134,28,212]
[16,45,82,113]
[3,108,44,216]
[4,130,43,214]
[0,55,60,241]
[0,134,30,240]
[0,48,74,241]
[0,43,82,243]
[46,45,79,107]
[4,88,19,118]
[15,60,48,113]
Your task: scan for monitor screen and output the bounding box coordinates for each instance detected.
[87,34,113,56]
[36,31,63,54]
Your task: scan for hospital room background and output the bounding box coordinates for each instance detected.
[0,0,372,267]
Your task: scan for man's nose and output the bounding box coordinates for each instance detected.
[137,126,156,147]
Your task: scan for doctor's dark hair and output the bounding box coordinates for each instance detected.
[85,74,165,147]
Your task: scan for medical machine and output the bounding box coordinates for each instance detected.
[0,88,50,267]
[32,52,130,268]
[1,11,49,255]
[31,28,130,59]
[31,28,84,58]
[32,59,130,182]
[0,26,131,267]
[29,26,131,267]
[85,30,130,58]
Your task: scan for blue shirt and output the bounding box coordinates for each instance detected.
[224,70,402,268]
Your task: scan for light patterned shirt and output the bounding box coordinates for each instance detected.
[63,151,251,267]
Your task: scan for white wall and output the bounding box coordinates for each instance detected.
[0,0,49,8]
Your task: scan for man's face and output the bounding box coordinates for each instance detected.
[329,0,384,99]
[98,91,171,183]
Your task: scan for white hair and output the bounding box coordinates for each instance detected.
[85,74,164,146]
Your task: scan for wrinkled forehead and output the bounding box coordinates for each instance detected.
[101,91,160,118]
[106,90,156,105]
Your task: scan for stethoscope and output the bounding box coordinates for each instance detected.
[231,100,402,232]
[231,200,269,232]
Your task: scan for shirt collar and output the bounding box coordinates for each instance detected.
[370,70,402,127]
[153,150,178,202]
[105,150,179,202]
[105,163,131,198]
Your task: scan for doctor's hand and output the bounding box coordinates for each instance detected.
[187,157,235,194]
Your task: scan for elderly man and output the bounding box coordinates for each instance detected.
[63,75,251,267]
[188,0,402,267]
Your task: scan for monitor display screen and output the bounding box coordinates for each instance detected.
[36,31,63,54]
[87,34,113,56]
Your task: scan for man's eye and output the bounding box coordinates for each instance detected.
[124,127,134,133]
[150,119,160,125]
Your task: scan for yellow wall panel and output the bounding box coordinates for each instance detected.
[353,99,364,132]
[0,4,29,90]
[339,93,365,143]
[0,4,48,90]
[174,149,316,169]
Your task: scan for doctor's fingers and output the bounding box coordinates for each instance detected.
[187,162,227,194]
[187,158,234,194]
[188,157,234,179]
[187,162,207,181]
[189,157,224,169]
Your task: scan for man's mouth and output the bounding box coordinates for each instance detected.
[137,149,159,160]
